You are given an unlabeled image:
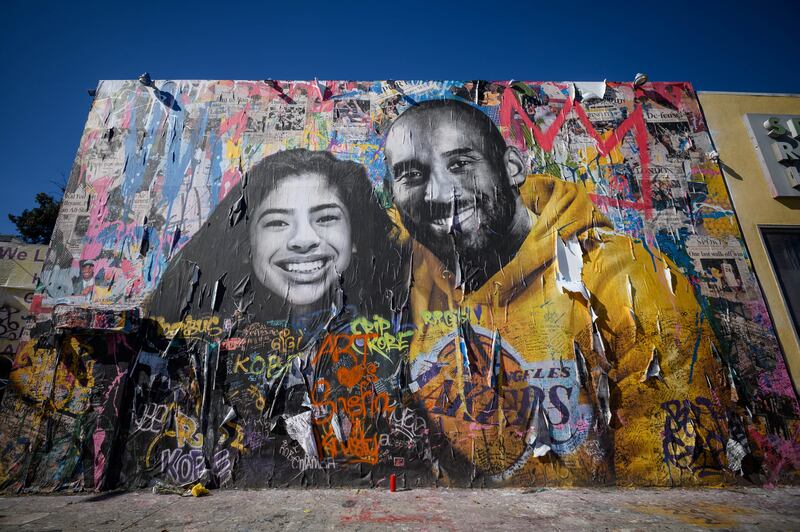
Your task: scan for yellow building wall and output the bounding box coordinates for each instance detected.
[699,92,800,387]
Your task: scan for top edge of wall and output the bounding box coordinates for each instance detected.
[698,91,800,98]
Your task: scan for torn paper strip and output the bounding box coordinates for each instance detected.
[574,80,607,101]
[524,402,553,457]
[211,274,226,312]
[626,275,635,310]
[555,235,590,300]
[179,263,201,320]
[168,227,181,257]
[489,329,508,391]
[664,264,675,295]
[573,340,589,389]
[331,411,345,442]
[284,410,318,460]
[592,324,607,363]
[640,347,663,382]
[221,405,237,426]
[596,373,612,426]
[228,194,246,226]
[726,438,748,475]
[729,366,740,402]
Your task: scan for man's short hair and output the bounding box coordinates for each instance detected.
[384,99,509,180]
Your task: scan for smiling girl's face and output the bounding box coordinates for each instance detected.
[249,173,353,310]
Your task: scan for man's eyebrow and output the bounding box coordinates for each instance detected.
[392,160,423,176]
[309,203,342,214]
[441,147,478,157]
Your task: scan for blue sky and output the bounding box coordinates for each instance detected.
[2,0,798,236]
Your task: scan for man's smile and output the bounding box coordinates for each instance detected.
[428,203,478,231]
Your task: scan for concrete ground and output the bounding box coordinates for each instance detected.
[1,487,799,531]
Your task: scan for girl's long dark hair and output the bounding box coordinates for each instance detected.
[147,149,405,327]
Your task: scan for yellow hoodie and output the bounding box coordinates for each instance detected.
[404,175,732,486]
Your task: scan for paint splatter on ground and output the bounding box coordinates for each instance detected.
[2,487,800,531]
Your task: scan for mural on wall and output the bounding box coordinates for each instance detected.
[0,240,48,403]
[1,79,799,491]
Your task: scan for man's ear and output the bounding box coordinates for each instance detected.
[503,146,527,187]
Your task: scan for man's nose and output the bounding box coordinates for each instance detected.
[287,218,321,252]
[424,165,458,204]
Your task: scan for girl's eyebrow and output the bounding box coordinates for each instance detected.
[257,208,291,222]
[309,203,342,214]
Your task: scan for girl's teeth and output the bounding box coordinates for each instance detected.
[286,260,324,273]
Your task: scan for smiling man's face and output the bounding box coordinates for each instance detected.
[385,109,521,262]
[80,264,94,280]
[249,173,352,309]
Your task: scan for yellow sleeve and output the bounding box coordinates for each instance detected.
[584,235,731,485]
